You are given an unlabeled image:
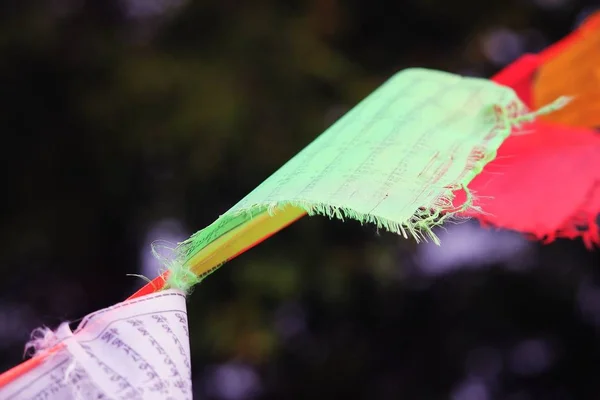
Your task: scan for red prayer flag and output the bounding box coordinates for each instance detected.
[459,13,600,248]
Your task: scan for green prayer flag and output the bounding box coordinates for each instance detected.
[165,68,556,290]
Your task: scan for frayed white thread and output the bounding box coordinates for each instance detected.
[25,323,99,399]
[59,323,113,399]
[54,323,88,399]
[23,323,69,358]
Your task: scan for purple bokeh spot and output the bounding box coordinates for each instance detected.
[415,222,534,277]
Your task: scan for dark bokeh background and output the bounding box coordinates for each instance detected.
[1,1,600,399]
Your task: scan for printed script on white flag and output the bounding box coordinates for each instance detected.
[0,289,192,400]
